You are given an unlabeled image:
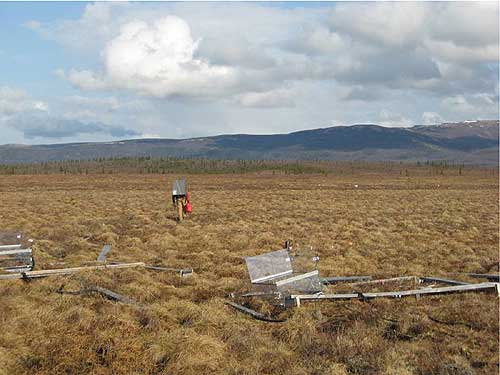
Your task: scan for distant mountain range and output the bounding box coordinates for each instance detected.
[1,120,498,165]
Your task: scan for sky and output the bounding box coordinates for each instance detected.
[0,1,498,144]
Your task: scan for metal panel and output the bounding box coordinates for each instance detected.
[172,179,186,196]
[97,244,112,262]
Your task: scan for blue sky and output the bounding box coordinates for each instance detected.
[0,1,498,144]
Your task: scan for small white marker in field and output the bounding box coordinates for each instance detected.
[354,184,359,188]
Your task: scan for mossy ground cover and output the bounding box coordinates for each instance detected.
[0,166,498,374]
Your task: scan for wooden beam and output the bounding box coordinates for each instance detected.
[291,282,499,305]
[0,262,145,280]
[419,276,469,286]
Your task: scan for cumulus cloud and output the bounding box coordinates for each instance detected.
[65,16,238,98]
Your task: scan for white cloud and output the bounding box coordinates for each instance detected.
[65,16,238,98]
[0,86,49,115]
[65,69,109,91]
[331,2,429,49]
[378,109,413,127]
[424,39,498,64]
[421,112,444,125]
[441,93,499,119]
[287,26,344,55]
[428,2,499,48]
[236,88,295,108]
[441,95,474,113]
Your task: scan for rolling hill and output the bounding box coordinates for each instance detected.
[0,120,498,165]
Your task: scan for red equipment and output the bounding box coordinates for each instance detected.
[183,191,192,213]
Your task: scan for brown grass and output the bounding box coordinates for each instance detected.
[0,167,498,374]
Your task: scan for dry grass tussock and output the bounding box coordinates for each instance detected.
[0,167,498,374]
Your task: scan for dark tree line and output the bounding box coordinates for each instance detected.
[0,156,494,176]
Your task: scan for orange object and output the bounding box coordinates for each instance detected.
[184,202,193,213]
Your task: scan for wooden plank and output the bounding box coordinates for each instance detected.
[291,282,499,305]
[97,244,112,262]
[468,273,500,282]
[226,301,286,322]
[321,276,372,285]
[0,262,145,280]
[419,276,469,286]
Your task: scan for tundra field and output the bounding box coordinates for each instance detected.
[0,162,498,375]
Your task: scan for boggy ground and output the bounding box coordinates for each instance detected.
[0,168,498,375]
